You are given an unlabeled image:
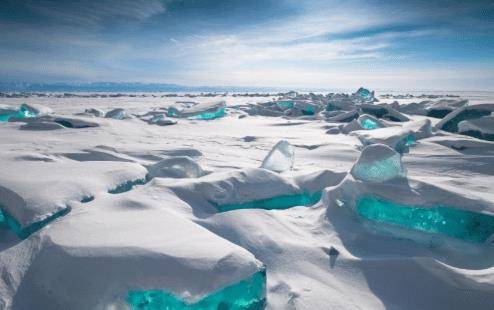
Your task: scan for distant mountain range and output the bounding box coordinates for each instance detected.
[0,82,286,93]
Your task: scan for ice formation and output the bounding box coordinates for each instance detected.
[84,108,105,117]
[458,116,494,141]
[260,140,294,173]
[436,104,494,133]
[168,101,226,120]
[357,114,384,130]
[351,144,406,183]
[128,269,266,309]
[357,195,494,243]
[147,157,205,179]
[359,104,409,122]
[214,191,322,212]
[0,103,51,121]
[351,127,415,153]
[105,108,128,119]
[352,87,375,103]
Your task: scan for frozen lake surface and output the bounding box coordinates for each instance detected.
[1,91,494,309]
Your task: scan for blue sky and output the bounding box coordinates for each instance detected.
[1,0,493,90]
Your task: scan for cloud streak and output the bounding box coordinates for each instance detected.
[0,0,493,90]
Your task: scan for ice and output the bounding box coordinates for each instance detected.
[357,195,494,243]
[20,121,65,131]
[127,268,266,310]
[359,104,409,122]
[214,191,322,212]
[147,157,205,179]
[19,103,52,117]
[108,178,148,194]
[436,104,494,133]
[358,114,383,130]
[458,116,494,141]
[84,108,105,117]
[168,101,226,120]
[353,87,375,103]
[351,144,406,183]
[275,100,294,111]
[294,100,318,115]
[0,103,51,121]
[0,206,70,239]
[105,108,128,119]
[260,140,294,173]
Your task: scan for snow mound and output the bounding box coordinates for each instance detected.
[19,121,65,131]
[260,140,294,173]
[0,157,147,235]
[0,191,264,309]
[147,157,206,179]
[351,144,406,183]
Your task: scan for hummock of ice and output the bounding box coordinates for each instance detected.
[147,157,206,179]
[105,108,128,119]
[396,99,468,118]
[0,103,52,121]
[168,101,226,120]
[341,114,385,134]
[84,108,105,117]
[357,114,384,130]
[351,144,406,183]
[352,87,375,103]
[458,116,494,141]
[435,104,494,133]
[260,140,294,173]
[140,112,177,126]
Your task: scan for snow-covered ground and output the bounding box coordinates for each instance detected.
[1,91,494,309]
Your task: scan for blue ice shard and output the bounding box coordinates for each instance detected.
[356,195,494,243]
[127,268,266,310]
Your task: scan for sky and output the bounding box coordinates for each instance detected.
[0,0,493,90]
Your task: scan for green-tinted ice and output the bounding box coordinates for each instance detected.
[108,178,147,194]
[127,268,266,310]
[0,206,70,239]
[0,104,38,122]
[214,191,322,212]
[359,118,381,130]
[356,195,494,243]
[275,100,294,110]
[187,107,226,120]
